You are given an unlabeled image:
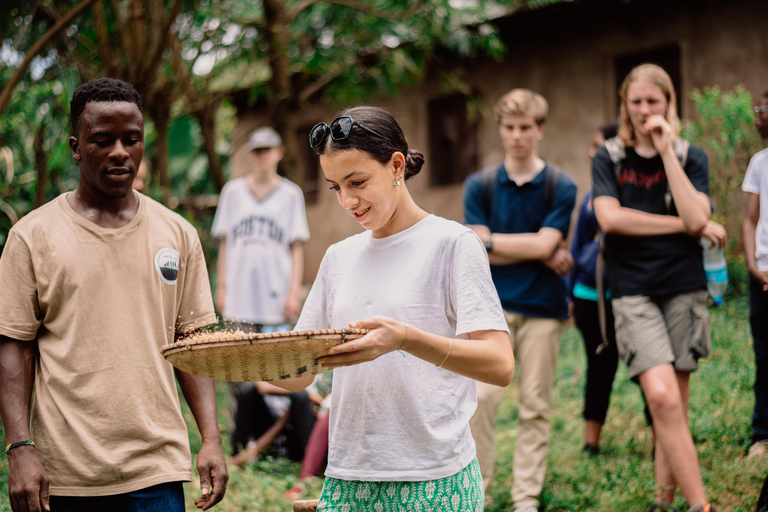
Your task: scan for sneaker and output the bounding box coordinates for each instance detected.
[687,505,718,512]
[749,440,768,459]
[512,507,538,512]
[583,444,600,457]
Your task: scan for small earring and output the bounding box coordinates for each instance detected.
[394,176,402,186]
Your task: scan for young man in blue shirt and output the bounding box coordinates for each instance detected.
[464,88,577,511]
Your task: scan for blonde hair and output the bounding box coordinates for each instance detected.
[618,63,680,146]
[494,88,548,125]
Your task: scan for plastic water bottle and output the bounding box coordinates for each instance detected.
[701,238,728,306]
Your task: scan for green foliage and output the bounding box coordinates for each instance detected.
[0,67,81,247]
[178,0,507,106]
[0,0,514,252]
[682,85,765,297]
[1,298,759,511]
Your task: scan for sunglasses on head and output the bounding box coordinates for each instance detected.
[309,115,396,149]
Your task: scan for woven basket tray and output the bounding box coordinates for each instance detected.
[161,328,368,382]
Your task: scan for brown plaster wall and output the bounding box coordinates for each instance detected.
[230,0,767,284]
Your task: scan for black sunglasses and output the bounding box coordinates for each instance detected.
[309,115,396,149]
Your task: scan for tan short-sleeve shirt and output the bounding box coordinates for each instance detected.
[0,192,217,496]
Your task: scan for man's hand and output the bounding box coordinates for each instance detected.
[194,440,228,510]
[701,220,727,249]
[7,447,50,512]
[284,291,302,324]
[750,267,768,292]
[645,115,674,155]
[542,248,573,277]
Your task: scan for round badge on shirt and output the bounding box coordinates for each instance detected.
[154,248,180,285]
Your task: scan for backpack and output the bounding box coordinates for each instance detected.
[479,164,562,220]
[594,137,690,354]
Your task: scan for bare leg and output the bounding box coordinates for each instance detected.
[585,419,603,447]
[639,365,706,506]
[654,371,691,504]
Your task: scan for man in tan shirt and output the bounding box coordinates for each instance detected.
[0,78,228,512]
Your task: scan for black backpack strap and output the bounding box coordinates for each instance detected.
[595,137,625,356]
[595,232,609,355]
[541,164,562,211]
[480,165,499,220]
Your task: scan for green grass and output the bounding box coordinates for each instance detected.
[1,295,765,511]
[486,295,765,512]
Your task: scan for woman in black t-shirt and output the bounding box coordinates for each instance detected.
[592,64,717,512]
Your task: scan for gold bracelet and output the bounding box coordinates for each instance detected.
[437,338,452,368]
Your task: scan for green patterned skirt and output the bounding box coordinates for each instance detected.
[317,459,484,512]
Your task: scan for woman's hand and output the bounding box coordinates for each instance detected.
[319,316,407,369]
[644,114,674,155]
[701,220,727,249]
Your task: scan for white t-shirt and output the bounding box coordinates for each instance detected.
[212,177,309,324]
[295,214,508,481]
[743,148,768,271]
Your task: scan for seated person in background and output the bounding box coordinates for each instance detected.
[229,381,322,466]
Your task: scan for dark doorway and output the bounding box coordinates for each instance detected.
[428,94,479,187]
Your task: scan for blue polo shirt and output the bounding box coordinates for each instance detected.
[463,163,577,320]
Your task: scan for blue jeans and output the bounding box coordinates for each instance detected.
[751,277,768,442]
[50,481,184,512]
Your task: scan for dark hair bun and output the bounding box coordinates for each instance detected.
[404,149,424,179]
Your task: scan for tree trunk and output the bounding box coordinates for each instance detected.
[34,124,47,208]
[262,0,300,183]
[196,100,226,191]
[148,90,172,204]
[262,0,292,105]
[274,113,302,185]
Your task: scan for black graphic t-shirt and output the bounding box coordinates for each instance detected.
[592,144,709,298]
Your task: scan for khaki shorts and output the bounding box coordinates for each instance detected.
[611,289,711,378]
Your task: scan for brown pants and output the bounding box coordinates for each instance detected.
[470,311,563,509]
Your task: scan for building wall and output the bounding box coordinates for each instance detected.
[231,0,767,284]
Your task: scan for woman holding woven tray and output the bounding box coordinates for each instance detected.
[277,106,514,511]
